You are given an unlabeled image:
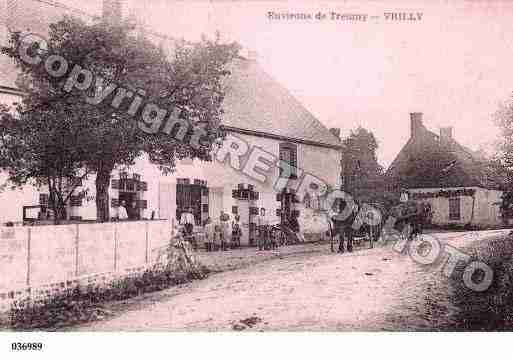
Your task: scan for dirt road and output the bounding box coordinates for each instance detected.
[75,230,510,331]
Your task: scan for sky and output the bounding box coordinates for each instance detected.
[55,1,513,166]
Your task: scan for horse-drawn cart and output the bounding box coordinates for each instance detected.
[389,200,432,240]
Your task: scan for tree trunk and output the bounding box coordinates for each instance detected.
[50,193,60,225]
[96,165,114,222]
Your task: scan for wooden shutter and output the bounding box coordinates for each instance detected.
[39,193,49,206]
[137,181,148,191]
[111,179,120,189]
[70,195,82,207]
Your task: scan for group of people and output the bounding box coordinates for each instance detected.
[116,200,140,221]
[178,207,277,252]
[256,208,278,250]
[179,208,242,251]
[203,211,242,251]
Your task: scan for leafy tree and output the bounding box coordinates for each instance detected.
[1,16,239,222]
[493,97,513,222]
[0,102,90,224]
[341,126,385,202]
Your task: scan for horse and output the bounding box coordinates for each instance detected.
[330,200,387,253]
[386,201,433,241]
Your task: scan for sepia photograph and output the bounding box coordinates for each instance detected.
[1,0,513,356]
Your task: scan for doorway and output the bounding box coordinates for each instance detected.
[119,191,139,220]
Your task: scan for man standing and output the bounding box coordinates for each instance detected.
[219,210,231,251]
[180,207,196,236]
[256,208,269,250]
[118,200,129,221]
[130,201,139,220]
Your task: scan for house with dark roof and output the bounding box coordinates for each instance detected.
[0,0,342,243]
[386,112,502,227]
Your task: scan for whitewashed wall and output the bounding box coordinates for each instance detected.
[0,220,171,310]
[408,187,502,227]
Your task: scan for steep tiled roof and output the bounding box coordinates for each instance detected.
[221,58,341,148]
[386,122,492,189]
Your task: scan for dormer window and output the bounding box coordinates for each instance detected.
[279,142,298,179]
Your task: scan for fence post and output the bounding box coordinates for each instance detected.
[26,227,31,287]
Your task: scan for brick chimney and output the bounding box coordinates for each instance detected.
[440,126,453,140]
[410,112,423,138]
[440,126,453,145]
[102,0,123,23]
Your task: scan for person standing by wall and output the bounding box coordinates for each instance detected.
[231,214,242,249]
[257,208,269,250]
[117,200,129,221]
[130,201,139,220]
[204,217,214,252]
[180,207,196,236]
[220,210,231,251]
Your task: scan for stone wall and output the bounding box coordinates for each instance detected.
[0,220,171,311]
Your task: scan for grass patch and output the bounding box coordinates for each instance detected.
[446,233,513,330]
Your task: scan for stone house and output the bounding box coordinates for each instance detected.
[0,0,342,244]
[386,112,502,228]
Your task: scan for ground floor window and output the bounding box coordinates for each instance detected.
[449,197,461,220]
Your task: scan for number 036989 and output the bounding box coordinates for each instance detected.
[11,342,43,351]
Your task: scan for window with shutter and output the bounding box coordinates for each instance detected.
[111,179,120,189]
[279,142,298,178]
[39,193,49,206]
[449,197,461,220]
[125,179,135,191]
[70,195,82,207]
[111,198,119,207]
[250,191,259,200]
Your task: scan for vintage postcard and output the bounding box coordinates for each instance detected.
[0,0,512,356]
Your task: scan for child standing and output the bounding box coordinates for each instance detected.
[220,211,231,251]
[204,217,214,252]
[213,223,222,251]
[231,215,242,249]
